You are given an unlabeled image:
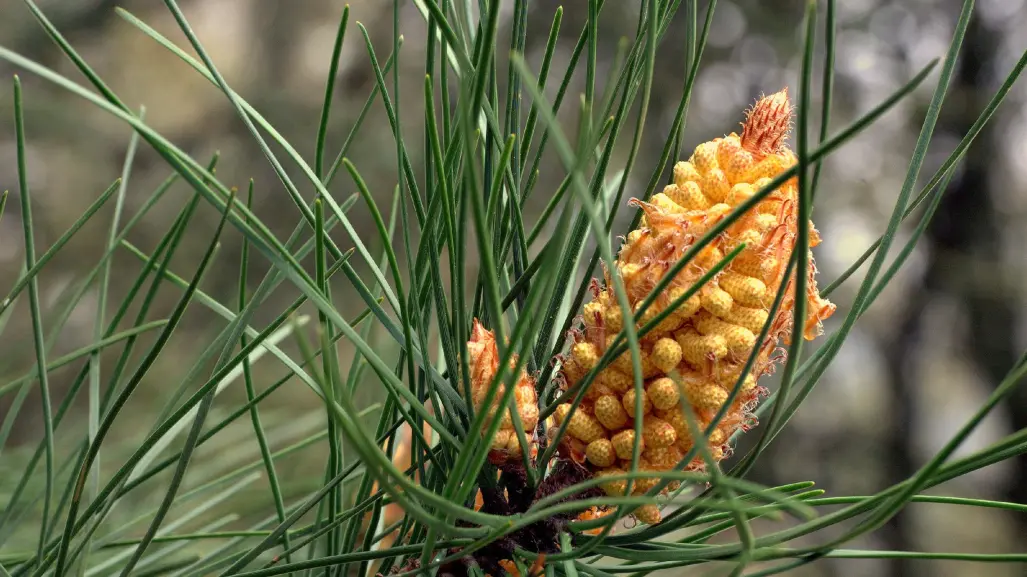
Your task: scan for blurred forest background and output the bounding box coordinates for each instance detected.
[1,1,1026,576]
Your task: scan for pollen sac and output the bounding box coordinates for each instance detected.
[682,373,730,412]
[560,356,586,387]
[610,340,647,375]
[548,88,836,526]
[646,377,680,411]
[490,429,518,453]
[656,407,691,439]
[718,271,768,307]
[583,301,604,330]
[701,168,731,203]
[642,416,677,448]
[668,287,703,320]
[630,462,660,494]
[633,504,662,525]
[586,438,618,468]
[696,312,757,356]
[597,368,633,393]
[701,285,734,318]
[716,365,758,392]
[604,304,624,333]
[611,429,643,460]
[666,181,709,211]
[645,445,685,470]
[555,403,606,443]
[594,394,630,430]
[676,329,728,366]
[650,338,683,373]
[622,388,653,417]
[724,304,770,334]
[598,468,628,497]
[572,341,601,372]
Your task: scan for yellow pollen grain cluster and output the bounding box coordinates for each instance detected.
[611,429,641,460]
[586,438,618,468]
[682,372,730,411]
[651,338,683,373]
[633,504,662,525]
[646,377,680,411]
[548,88,837,526]
[644,445,684,469]
[555,403,606,443]
[598,468,627,496]
[630,466,660,494]
[642,416,677,448]
[701,286,734,317]
[595,394,630,430]
[622,389,652,416]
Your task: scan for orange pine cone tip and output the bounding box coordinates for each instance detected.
[465,319,540,464]
[741,87,792,157]
[549,88,836,526]
[574,506,618,535]
[499,560,520,577]
[486,556,545,577]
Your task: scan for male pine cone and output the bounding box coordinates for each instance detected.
[465,319,541,465]
[551,88,836,525]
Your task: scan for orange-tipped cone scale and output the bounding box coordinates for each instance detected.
[465,319,541,464]
[550,88,836,524]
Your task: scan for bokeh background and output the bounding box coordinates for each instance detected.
[1,1,1026,576]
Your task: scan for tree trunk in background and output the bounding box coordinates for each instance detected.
[881,295,918,576]
[881,14,1025,576]
[925,11,1025,540]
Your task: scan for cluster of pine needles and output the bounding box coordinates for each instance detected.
[1,1,1026,576]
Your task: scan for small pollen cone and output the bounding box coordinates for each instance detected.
[740,87,792,158]
[368,419,433,571]
[465,319,540,465]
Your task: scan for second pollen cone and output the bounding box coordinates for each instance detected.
[550,88,836,525]
[465,319,540,465]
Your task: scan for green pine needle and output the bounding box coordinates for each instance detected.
[1,0,1024,575]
